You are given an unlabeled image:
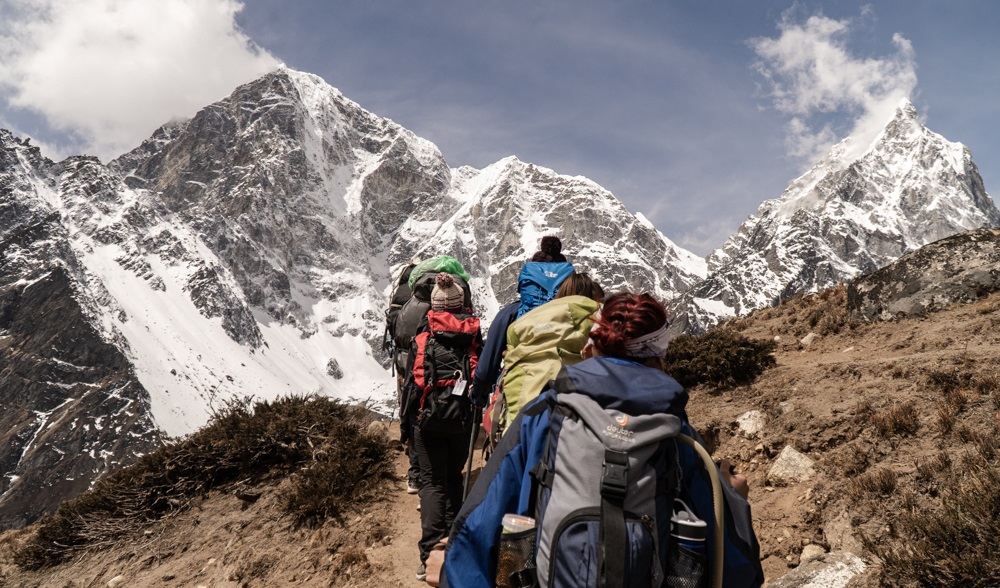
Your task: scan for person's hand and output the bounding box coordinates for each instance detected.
[719,458,750,500]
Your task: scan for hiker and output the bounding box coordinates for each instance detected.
[384,261,422,494]
[482,271,606,450]
[401,273,483,582]
[440,292,764,588]
[394,256,474,496]
[554,269,605,302]
[470,235,574,406]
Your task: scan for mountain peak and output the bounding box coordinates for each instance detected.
[671,96,999,335]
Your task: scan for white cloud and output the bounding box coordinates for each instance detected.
[0,0,280,161]
[750,11,917,163]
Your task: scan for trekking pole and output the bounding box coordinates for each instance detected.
[463,404,483,499]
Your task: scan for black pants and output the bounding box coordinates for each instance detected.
[397,374,421,486]
[413,422,471,562]
[407,444,420,486]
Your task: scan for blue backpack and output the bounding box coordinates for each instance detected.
[516,262,575,318]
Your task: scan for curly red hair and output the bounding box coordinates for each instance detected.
[589,292,668,359]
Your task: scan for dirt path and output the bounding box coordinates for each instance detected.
[369,434,487,587]
[369,448,424,586]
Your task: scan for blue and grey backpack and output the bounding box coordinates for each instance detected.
[506,392,729,588]
[516,261,575,318]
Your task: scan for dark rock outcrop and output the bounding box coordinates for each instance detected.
[848,227,1000,322]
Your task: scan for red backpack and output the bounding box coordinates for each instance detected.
[411,310,481,433]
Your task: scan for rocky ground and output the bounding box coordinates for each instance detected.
[2,286,998,587]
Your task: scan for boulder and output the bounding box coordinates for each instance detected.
[767,552,866,588]
[767,445,816,486]
[737,410,766,439]
[848,228,1000,322]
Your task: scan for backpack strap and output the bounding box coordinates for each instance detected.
[599,449,629,588]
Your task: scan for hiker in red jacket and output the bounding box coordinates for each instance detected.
[403,273,483,582]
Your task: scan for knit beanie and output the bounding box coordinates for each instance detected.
[530,235,567,262]
[431,273,465,312]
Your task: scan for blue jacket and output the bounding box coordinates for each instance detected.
[441,357,764,588]
[470,301,519,405]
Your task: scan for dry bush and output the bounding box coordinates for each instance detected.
[936,407,957,435]
[847,467,897,500]
[870,447,1000,586]
[915,453,953,486]
[14,396,394,569]
[663,329,776,389]
[831,443,871,477]
[870,402,919,438]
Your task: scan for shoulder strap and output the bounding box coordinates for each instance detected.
[599,449,629,588]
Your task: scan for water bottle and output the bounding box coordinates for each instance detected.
[665,499,707,588]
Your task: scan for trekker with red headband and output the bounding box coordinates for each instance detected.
[439,292,764,588]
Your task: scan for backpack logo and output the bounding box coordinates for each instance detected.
[615,414,629,427]
[544,270,558,278]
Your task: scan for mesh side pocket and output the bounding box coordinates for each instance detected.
[496,527,537,588]
[664,543,707,588]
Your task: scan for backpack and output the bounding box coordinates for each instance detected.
[411,310,482,434]
[392,269,473,375]
[525,390,695,588]
[503,295,600,424]
[482,295,600,453]
[384,263,417,361]
[516,262,575,318]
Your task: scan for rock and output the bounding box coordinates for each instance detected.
[801,544,827,563]
[737,410,766,439]
[766,446,816,486]
[823,510,865,555]
[766,552,866,588]
[326,358,344,379]
[800,332,820,347]
[107,576,126,588]
[848,228,1000,322]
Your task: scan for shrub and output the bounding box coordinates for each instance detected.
[14,395,393,569]
[870,402,919,438]
[664,329,777,388]
[847,467,897,500]
[869,448,1000,586]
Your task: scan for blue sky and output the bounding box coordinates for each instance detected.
[0,1,997,256]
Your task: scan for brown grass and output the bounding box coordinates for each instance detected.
[12,396,394,569]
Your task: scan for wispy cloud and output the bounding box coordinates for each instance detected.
[749,9,918,163]
[0,0,279,161]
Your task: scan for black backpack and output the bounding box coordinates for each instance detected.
[384,263,417,360]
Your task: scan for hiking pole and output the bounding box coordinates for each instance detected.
[463,404,483,500]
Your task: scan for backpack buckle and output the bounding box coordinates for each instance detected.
[600,451,629,499]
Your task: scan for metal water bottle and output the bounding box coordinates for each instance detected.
[666,498,708,588]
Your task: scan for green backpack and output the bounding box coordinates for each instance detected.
[501,295,601,424]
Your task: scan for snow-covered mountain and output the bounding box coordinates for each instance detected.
[667,99,1000,335]
[0,67,703,527]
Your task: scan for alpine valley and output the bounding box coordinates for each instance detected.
[0,67,995,528]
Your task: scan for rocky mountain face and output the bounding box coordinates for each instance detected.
[0,68,703,528]
[0,134,161,528]
[668,100,1000,335]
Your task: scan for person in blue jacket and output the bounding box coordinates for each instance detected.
[470,235,573,405]
[441,292,765,588]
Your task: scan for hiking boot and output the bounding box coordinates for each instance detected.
[415,562,427,581]
[407,480,419,494]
